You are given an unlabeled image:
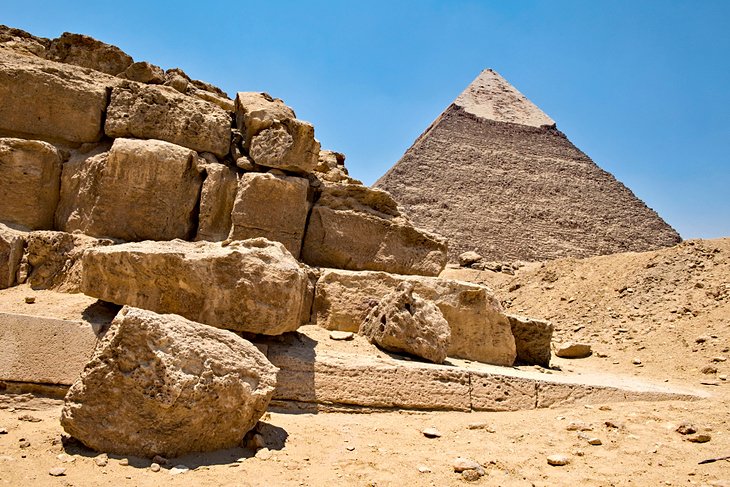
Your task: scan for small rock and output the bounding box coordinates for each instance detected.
[56,453,76,463]
[687,434,711,443]
[417,465,431,473]
[547,454,570,466]
[0,428,7,434]
[719,374,727,381]
[701,365,718,374]
[329,331,354,341]
[118,458,129,466]
[554,342,592,359]
[18,440,30,448]
[632,358,642,365]
[701,380,720,386]
[458,251,483,267]
[17,414,41,423]
[255,448,272,460]
[170,465,190,475]
[422,427,442,438]
[462,469,482,481]
[696,335,711,343]
[345,445,355,451]
[24,296,35,304]
[466,422,495,432]
[566,421,592,431]
[712,356,727,362]
[453,457,485,475]
[152,455,168,465]
[605,420,624,429]
[150,463,161,472]
[48,467,66,477]
[94,454,108,467]
[598,405,612,411]
[676,423,697,435]
[587,438,602,445]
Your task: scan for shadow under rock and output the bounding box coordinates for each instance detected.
[81,300,121,335]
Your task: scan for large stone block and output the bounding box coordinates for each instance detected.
[105,81,232,157]
[0,51,111,144]
[228,172,310,258]
[0,224,25,289]
[235,92,295,148]
[81,238,309,335]
[195,162,239,242]
[0,138,62,230]
[314,268,516,366]
[45,32,133,75]
[507,314,553,367]
[55,138,203,241]
[61,307,277,457]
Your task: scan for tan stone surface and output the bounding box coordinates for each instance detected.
[0,51,112,144]
[81,238,309,335]
[61,306,278,457]
[105,81,232,157]
[0,224,25,289]
[0,138,61,230]
[228,172,310,257]
[0,25,49,57]
[249,118,320,173]
[234,92,296,148]
[55,138,203,241]
[45,32,133,75]
[360,282,450,364]
[469,372,538,411]
[119,61,165,84]
[195,162,239,242]
[313,268,516,366]
[508,313,553,367]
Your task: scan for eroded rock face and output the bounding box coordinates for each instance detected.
[0,51,111,144]
[81,239,309,335]
[314,268,516,366]
[120,61,165,84]
[507,314,553,367]
[360,282,450,364]
[0,224,25,289]
[105,81,232,157]
[228,172,310,258]
[0,138,62,230]
[314,150,359,184]
[45,32,133,75]
[235,92,296,148]
[0,25,49,57]
[61,306,278,458]
[195,162,239,242]
[24,231,114,292]
[55,138,203,241]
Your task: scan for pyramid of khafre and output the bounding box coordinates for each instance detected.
[374,69,681,262]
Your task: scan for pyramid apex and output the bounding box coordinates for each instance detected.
[454,69,555,128]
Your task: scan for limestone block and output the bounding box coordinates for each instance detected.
[0,25,49,57]
[470,372,537,411]
[105,81,232,157]
[55,138,203,241]
[61,307,277,457]
[0,51,111,144]
[235,92,296,148]
[314,269,516,366]
[45,32,133,75]
[360,282,450,364]
[120,61,165,84]
[24,231,114,292]
[228,172,310,257]
[508,314,553,367]
[249,118,320,173]
[0,138,62,230]
[0,224,25,289]
[0,312,100,385]
[81,239,309,335]
[195,162,239,242]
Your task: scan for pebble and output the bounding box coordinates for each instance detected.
[547,454,570,466]
[0,428,7,435]
[696,335,711,344]
[712,356,727,362]
[422,427,442,438]
[329,331,354,341]
[719,375,727,381]
[701,365,718,374]
[24,296,35,304]
[467,422,495,433]
[632,358,642,365]
[18,440,30,448]
[462,469,482,481]
[255,448,272,460]
[346,446,355,451]
[118,458,129,466]
[169,465,190,475]
[687,434,711,443]
[150,463,160,472]
[48,467,66,477]
[587,438,602,445]
[676,423,697,435]
[417,465,431,473]
[95,454,108,467]
[452,457,485,475]
[17,414,41,423]
[605,420,624,429]
[57,453,76,463]
[152,455,168,465]
[566,421,592,431]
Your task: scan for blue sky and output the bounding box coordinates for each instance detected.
[4,1,729,239]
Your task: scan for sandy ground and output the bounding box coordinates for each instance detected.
[1,239,729,486]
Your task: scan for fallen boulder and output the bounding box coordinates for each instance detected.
[81,238,309,335]
[360,282,450,363]
[105,81,232,157]
[314,268,516,366]
[0,223,25,289]
[228,172,310,258]
[55,138,203,241]
[61,306,277,458]
[507,314,553,367]
[554,342,592,359]
[0,138,62,230]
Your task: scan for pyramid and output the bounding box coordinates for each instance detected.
[374,69,681,262]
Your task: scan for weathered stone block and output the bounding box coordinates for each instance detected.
[195,162,239,242]
[314,268,516,366]
[61,306,277,457]
[45,32,133,75]
[228,172,310,258]
[235,92,296,148]
[249,118,320,173]
[0,224,25,289]
[105,81,231,157]
[55,138,203,241]
[508,314,553,367]
[0,138,62,230]
[81,239,309,335]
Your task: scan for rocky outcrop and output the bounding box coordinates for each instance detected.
[228,172,310,258]
[105,81,231,157]
[0,138,62,230]
[55,138,203,241]
[61,306,278,457]
[0,224,25,289]
[314,268,516,366]
[360,282,450,363]
[302,183,448,276]
[81,239,309,335]
[507,314,553,367]
[45,32,133,75]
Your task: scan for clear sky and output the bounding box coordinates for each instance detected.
[4,1,729,239]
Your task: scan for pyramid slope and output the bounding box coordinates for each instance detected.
[375,71,681,262]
